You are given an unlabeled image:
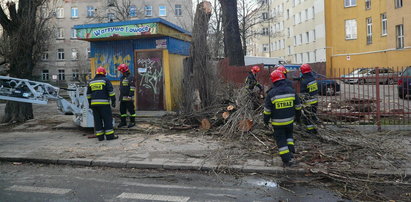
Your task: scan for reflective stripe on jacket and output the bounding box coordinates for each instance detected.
[119,73,135,101]
[86,75,115,105]
[263,80,301,126]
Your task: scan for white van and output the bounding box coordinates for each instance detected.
[244,56,286,68]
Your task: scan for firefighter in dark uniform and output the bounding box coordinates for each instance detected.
[264,70,302,167]
[87,66,118,141]
[245,66,264,109]
[117,64,136,128]
[299,63,319,134]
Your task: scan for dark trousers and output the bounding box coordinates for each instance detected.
[303,103,318,134]
[272,124,295,163]
[120,101,136,123]
[91,105,114,139]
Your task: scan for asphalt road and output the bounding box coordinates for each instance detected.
[0,162,346,202]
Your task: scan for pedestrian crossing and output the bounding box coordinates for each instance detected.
[117,193,190,202]
[5,185,72,195]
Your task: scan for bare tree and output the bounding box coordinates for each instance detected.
[238,0,262,56]
[0,0,55,123]
[219,0,244,66]
[208,0,224,59]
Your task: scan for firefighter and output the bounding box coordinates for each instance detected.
[299,63,319,134]
[245,66,264,109]
[86,66,117,141]
[117,63,136,128]
[264,70,302,167]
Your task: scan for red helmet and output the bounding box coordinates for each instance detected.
[270,70,285,83]
[251,66,260,74]
[96,66,106,75]
[300,63,312,74]
[277,66,287,74]
[117,64,129,73]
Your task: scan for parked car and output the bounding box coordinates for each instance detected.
[341,68,369,83]
[398,66,411,99]
[344,68,398,84]
[283,65,341,96]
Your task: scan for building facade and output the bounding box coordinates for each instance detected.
[34,0,193,85]
[248,0,326,64]
[325,0,411,76]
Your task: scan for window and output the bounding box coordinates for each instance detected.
[107,13,115,22]
[42,52,48,60]
[175,4,182,16]
[58,69,65,81]
[262,12,268,20]
[396,24,404,49]
[345,19,357,40]
[366,17,372,44]
[395,0,403,8]
[129,5,137,17]
[344,0,357,7]
[71,48,78,60]
[56,8,64,18]
[306,32,309,43]
[72,69,79,80]
[42,70,49,81]
[299,34,303,45]
[381,13,387,36]
[311,6,315,19]
[305,9,308,21]
[288,46,291,55]
[71,7,78,18]
[263,44,269,52]
[159,6,166,16]
[365,0,371,9]
[262,28,269,35]
[87,6,94,17]
[57,27,64,39]
[294,36,297,45]
[287,28,291,37]
[286,9,290,19]
[57,49,64,60]
[71,29,77,39]
[145,5,152,16]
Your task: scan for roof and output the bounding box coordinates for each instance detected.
[73,18,191,35]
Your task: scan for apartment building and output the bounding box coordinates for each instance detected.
[325,0,411,76]
[248,0,326,64]
[34,0,193,84]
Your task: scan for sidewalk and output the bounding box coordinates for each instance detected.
[0,114,304,174]
[0,102,409,176]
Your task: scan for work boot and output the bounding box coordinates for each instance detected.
[106,134,119,140]
[97,135,105,141]
[128,117,135,128]
[283,159,298,167]
[118,117,127,128]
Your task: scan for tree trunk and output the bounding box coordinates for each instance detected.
[219,0,245,66]
[2,102,33,123]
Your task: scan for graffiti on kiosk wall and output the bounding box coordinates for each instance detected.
[95,53,132,80]
[137,58,162,95]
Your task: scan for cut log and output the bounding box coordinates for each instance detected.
[222,112,230,120]
[238,119,253,132]
[200,118,211,130]
[227,105,235,111]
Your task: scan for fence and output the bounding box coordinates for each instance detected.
[218,59,411,129]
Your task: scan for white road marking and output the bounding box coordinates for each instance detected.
[117,192,190,202]
[122,181,242,192]
[5,185,71,195]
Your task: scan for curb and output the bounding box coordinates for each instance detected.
[0,156,307,175]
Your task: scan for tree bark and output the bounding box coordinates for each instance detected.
[0,1,47,123]
[219,0,245,66]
